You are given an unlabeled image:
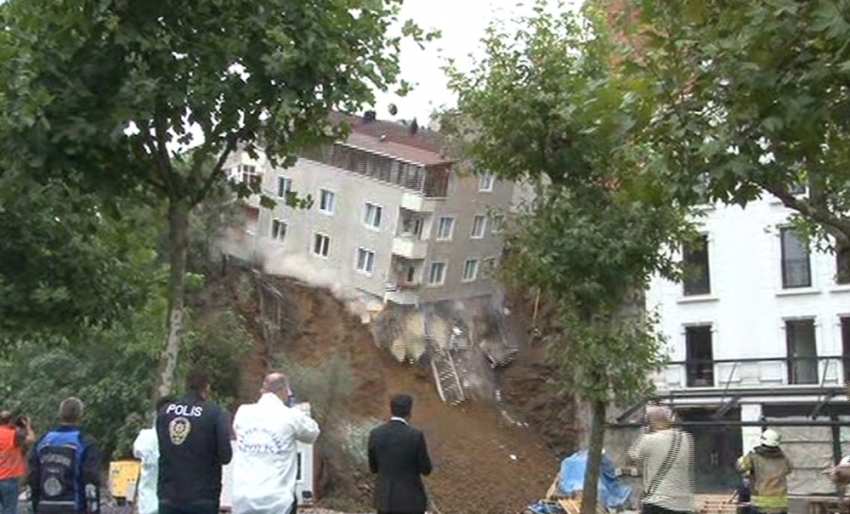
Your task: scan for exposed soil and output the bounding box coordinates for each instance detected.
[500,287,582,458]
[215,269,571,513]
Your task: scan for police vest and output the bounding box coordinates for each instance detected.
[0,426,25,480]
[35,430,86,514]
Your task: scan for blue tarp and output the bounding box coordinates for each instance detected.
[558,450,632,509]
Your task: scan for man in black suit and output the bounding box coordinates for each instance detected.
[368,394,433,514]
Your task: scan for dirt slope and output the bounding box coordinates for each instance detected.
[232,275,560,514]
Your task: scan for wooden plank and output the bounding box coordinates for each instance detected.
[545,476,607,514]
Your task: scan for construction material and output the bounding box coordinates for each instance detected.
[544,477,607,514]
[694,494,737,514]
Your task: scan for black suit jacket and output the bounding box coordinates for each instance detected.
[368,419,433,514]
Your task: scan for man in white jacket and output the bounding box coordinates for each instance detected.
[232,372,320,514]
[133,396,173,514]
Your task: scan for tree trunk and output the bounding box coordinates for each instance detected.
[580,399,607,514]
[156,199,191,399]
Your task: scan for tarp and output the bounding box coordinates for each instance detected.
[557,451,631,509]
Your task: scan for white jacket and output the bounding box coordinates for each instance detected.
[132,427,159,514]
[232,393,320,514]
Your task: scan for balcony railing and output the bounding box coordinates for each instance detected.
[656,355,847,392]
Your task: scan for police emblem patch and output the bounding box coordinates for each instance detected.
[43,476,63,497]
[168,416,192,445]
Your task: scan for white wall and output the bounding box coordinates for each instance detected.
[648,195,850,391]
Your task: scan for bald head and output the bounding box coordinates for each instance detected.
[262,372,289,397]
[0,411,12,425]
[646,405,673,431]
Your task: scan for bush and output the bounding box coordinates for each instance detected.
[277,354,354,426]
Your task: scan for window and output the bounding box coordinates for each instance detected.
[312,233,330,257]
[319,189,335,214]
[471,215,487,239]
[483,257,497,277]
[841,317,850,384]
[682,234,711,296]
[436,217,455,240]
[478,172,495,192]
[428,262,447,286]
[400,217,424,238]
[462,259,479,282]
[364,203,382,229]
[837,244,850,285]
[490,214,504,234]
[780,227,811,288]
[271,220,287,241]
[277,176,292,198]
[356,248,376,274]
[241,165,262,188]
[685,325,714,387]
[786,319,817,385]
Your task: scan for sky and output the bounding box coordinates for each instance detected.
[371,0,583,125]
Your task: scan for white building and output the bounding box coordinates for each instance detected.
[224,113,514,307]
[645,194,850,492]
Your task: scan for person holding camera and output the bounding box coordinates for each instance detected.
[0,411,35,514]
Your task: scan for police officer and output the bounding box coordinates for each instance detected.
[156,369,233,514]
[28,397,102,514]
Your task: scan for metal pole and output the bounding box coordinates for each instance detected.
[832,415,842,464]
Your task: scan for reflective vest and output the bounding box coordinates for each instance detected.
[0,426,25,479]
[738,450,791,512]
[35,429,86,514]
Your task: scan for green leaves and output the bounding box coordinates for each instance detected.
[445,0,690,406]
[622,0,850,247]
[0,170,159,336]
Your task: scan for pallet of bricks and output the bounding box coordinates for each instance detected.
[695,494,737,514]
[520,476,607,514]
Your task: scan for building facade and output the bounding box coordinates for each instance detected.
[226,114,513,306]
[645,193,850,492]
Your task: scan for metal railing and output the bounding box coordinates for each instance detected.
[657,355,847,391]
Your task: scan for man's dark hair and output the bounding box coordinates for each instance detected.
[155,396,174,412]
[390,394,413,418]
[185,369,210,393]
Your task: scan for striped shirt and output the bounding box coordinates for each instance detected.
[628,429,695,513]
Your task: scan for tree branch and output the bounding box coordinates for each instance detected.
[191,132,240,207]
[761,183,850,247]
[129,139,169,195]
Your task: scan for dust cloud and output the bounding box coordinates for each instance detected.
[252,240,379,323]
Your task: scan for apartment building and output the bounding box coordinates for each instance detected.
[226,113,514,306]
[642,193,850,491]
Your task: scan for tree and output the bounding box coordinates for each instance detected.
[0,169,159,338]
[444,3,690,512]
[615,0,850,257]
[0,0,434,396]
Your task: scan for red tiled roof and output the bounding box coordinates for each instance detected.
[343,131,452,166]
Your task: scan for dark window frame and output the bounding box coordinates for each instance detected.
[780,227,812,289]
[682,234,711,296]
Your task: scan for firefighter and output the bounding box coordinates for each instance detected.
[735,429,793,514]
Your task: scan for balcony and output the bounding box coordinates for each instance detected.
[400,191,441,212]
[654,356,846,394]
[392,234,428,260]
[384,280,421,305]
